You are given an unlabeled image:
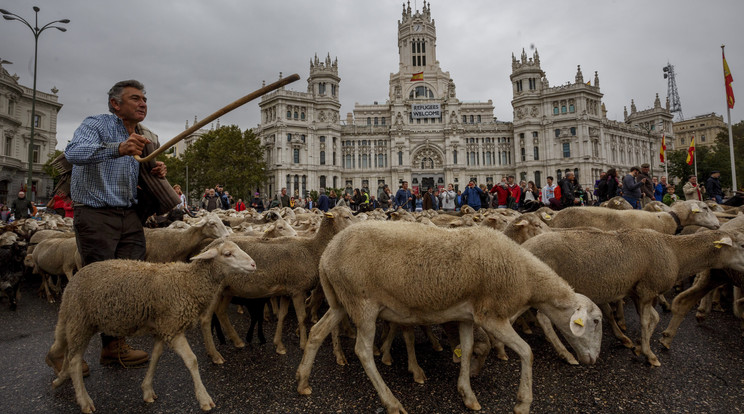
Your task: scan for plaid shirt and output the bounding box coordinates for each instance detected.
[65,114,140,208]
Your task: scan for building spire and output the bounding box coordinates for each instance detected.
[575,65,584,84]
[594,71,599,88]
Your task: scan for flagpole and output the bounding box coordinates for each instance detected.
[723,45,738,191]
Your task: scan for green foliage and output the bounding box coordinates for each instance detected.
[308,190,318,202]
[43,149,64,179]
[158,125,267,203]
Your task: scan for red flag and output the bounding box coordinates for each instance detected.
[411,71,424,81]
[660,133,666,163]
[723,50,735,109]
[686,136,695,166]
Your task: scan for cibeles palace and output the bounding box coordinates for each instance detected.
[256,2,673,198]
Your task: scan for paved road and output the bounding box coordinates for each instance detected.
[1,278,743,414]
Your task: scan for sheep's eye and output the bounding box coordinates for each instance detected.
[224,251,232,257]
[593,319,600,325]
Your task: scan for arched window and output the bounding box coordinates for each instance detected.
[398,151,403,165]
[320,175,326,189]
[453,150,458,164]
[293,148,300,163]
[409,86,435,99]
[534,146,540,160]
[320,151,326,165]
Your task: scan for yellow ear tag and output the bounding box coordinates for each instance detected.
[714,241,723,249]
[692,208,700,213]
[545,214,552,219]
[573,318,584,327]
[454,347,462,358]
[324,212,334,218]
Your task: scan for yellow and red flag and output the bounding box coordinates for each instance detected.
[723,50,735,109]
[411,71,424,81]
[660,133,666,163]
[686,135,695,166]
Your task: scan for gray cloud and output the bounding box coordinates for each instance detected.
[1,0,741,151]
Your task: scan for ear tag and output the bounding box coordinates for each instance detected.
[454,347,462,358]
[573,318,584,327]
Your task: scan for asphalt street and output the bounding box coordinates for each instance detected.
[1,277,743,414]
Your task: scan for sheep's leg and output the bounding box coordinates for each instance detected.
[423,325,443,351]
[270,296,279,315]
[657,292,671,312]
[292,293,309,350]
[380,322,398,366]
[273,296,291,354]
[341,314,356,339]
[711,285,725,312]
[263,302,271,322]
[141,339,165,403]
[614,299,627,331]
[69,351,95,413]
[40,273,55,303]
[215,295,244,349]
[200,295,226,364]
[297,306,348,394]
[697,292,713,321]
[600,303,635,349]
[637,299,661,367]
[354,314,408,414]
[170,333,215,411]
[734,287,743,319]
[401,326,426,384]
[534,311,578,365]
[305,287,324,323]
[660,270,724,349]
[454,321,480,410]
[480,318,533,414]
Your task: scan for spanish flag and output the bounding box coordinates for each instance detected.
[686,135,695,166]
[723,50,735,109]
[411,71,424,81]
[660,133,666,163]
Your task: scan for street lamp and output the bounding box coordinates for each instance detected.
[0,6,69,202]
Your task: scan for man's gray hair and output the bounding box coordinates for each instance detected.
[108,80,145,113]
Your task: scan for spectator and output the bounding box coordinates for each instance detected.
[456,190,462,211]
[173,184,187,211]
[369,195,380,210]
[336,192,352,208]
[491,175,520,209]
[522,181,540,211]
[683,175,703,201]
[432,189,440,210]
[11,191,34,220]
[378,185,391,210]
[47,190,67,216]
[461,180,484,211]
[593,171,606,200]
[1,205,10,222]
[663,185,678,206]
[597,168,620,203]
[542,176,560,208]
[201,188,221,212]
[422,187,434,210]
[279,187,291,208]
[251,192,264,212]
[705,171,723,204]
[328,190,338,208]
[395,181,413,211]
[559,171,583,209]
[317,188,330,212]
[234,198,246,212]
[415,193,423,212]
[351,188,363,212]
[638,163,655,207]
[583,187,595,206]
[621,167,645,209]
[653,177,665,202]
[440,183,456,212]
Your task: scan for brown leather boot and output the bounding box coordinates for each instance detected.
[46,354,90,377]
[99,337,150,367]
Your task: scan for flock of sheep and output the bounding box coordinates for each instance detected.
[2,196,744,413]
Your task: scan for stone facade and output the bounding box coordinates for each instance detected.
[0,61,61,204]
[256,2,673,199]
[672,112,726,150]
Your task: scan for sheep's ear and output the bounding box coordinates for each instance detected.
[654,205,663,211]
[691,205,701,213]
[569,307,587,337]
[713,237,733,248]
[515,219,529,227]
[191,248,219,261]
[325,212,334,218]
[541,212,552,220]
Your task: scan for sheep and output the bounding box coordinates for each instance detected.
[502,212,552,244]
[543,200,719,234]
[660,216,744,348]
[0,242,27,310]
[296,222,601,414]
[144,213,230,263]
[601,196,634,210]
[643,201,671,212]
[521,227,744,366]
[45,239,257,413]
[31,237,82,303]
[200,209,357,363]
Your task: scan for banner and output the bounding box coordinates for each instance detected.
[723,50,735,109]
[411,72,424,81]
[411,103,441,119]
[686,136,695,166]
[660,133,666,163]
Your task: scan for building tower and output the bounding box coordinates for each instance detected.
[663,62,684,121]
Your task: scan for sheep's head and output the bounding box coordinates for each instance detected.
[551,293,602,365]
[711,232,744,273]
[196,214,231,239]
[503,213,551,244]
[677,200,720,229]
[192,240,256,273]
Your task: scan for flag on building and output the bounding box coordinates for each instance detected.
[660,133,666,163]
[411,72,424,81]
[723,50,735,108]
[686,136,695,165]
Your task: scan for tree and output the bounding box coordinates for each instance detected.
[159,125,267,204]
[709,120,744,191]
[43,149,64,190]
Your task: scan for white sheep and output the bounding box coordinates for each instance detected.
[144,213,230,263]
[521,227,744,366]
[45,239,256,413]
[31,237,82,303]
[296,222,601,414]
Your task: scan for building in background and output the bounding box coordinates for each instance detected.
[672,113,726,150]
[0,61,60,204]
[254,2,673,198]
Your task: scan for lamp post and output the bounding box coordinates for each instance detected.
[1,6,69,202]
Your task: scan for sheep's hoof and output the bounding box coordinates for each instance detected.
[713,303,725,312]
[143,390,158,403]
[412,370,427,384]
[566,357,579,366]
[52,377,67,389]
[632,346,642,356]
[335,353,347,366]
[465,399,481,411]
[659,335,673,350]
[275,346,287,355]
[234,340,245,349]
[373,345,380,356]
[79,398,95,413]
[381,355,392,366]
[618,322,627,331]
[497,353,508,361]
[621,338,635,349]
[298,386,312,395]
[199,398,216,411]
[210,354,225,365]
[695,313,707,323]
[648,357,661,367]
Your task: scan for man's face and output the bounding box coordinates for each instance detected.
[508,177,514,185]
[447,184,453,191]
[281,188,287,196]
[209,190,215,196]
[642,166,650,174]
[547,178,553,185]
[18,192,25,199]
[111,87,147,124]
[661,176,667,184]
[468,181,475,187]
[653,177,658,184]
[402,182,408,189]
[690,176,697,184]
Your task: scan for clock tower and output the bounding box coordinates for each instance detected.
[397,0,437,73]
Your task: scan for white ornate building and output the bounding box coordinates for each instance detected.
[0,60,61,204]
[256,2,673,199]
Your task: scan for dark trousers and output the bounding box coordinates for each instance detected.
[73,205,146,346]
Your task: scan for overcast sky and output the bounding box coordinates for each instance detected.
[2,0,742,151]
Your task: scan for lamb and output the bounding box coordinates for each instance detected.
[45,239,256,413]
[144,213,230,263]
[296,222,601,414]
[543,200,720,233]
[31,237,82,303]
[201,209,357,363]
[521,227,744,366]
